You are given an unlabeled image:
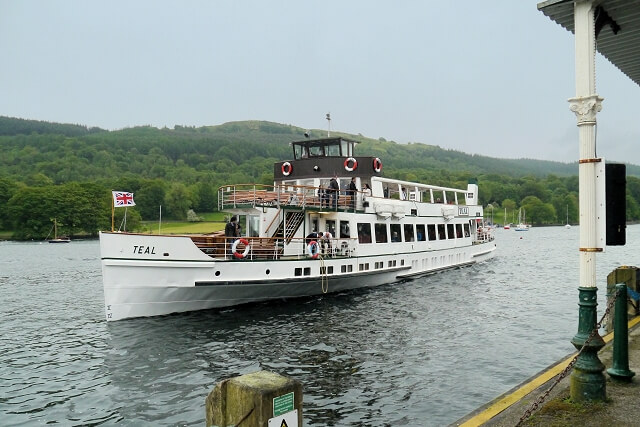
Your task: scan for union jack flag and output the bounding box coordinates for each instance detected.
[112,191,136,207]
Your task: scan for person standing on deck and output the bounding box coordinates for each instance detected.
[347,177,358,210]
[225,216,240,255]
[329,176,339,208]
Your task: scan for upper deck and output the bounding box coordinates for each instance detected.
[273,137,382,181]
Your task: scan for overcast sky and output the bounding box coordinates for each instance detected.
[2,1,639,164]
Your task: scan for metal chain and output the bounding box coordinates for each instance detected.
[515,288,620,427]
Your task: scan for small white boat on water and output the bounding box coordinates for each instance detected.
[99,137,496,321]
[565,205,571,229]
[514,207,530,231]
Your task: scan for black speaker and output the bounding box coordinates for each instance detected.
[606,163,626,246]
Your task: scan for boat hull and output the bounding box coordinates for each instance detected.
[100,232,495,321]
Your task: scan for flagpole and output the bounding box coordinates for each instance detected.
[111,191,114,232]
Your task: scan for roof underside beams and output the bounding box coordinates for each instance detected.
[538,0,640,87]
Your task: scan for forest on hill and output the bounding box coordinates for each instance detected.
[2,116,640,239]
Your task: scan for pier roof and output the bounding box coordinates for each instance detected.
[538,0,640,87]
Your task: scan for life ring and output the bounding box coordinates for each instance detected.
[344,157,357,172]
[232,238,250,259]
[307,240,319,259]
[373,157,382,173]
[281,162,292,176]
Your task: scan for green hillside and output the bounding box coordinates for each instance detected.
[2,115,640,239]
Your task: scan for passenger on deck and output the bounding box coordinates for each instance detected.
[320,231,333,254]
[347,177,358,210]
[329,176,339,208]
[225,216,240,255]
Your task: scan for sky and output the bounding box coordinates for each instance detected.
[2,0,639,164]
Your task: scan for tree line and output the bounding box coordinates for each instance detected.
[2,116,640,239]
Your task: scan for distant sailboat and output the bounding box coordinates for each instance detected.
[48,218,71,243]
[514,208,530,231]
[565,205,571,229]
[503,207,510,229]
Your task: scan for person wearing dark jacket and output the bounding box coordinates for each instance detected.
[329,176,339,208]
[225,216,240,255]
[347,177,358,210]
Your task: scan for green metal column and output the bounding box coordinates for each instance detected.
[607,284,636,381]
[570,286,606,402]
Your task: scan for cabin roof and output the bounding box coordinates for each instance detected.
[290,136,359,148]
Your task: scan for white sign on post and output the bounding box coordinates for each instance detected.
[268,409,298,427]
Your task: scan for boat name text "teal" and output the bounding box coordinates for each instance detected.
[133,246,156,255]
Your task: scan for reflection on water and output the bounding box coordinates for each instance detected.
[1,226,639,426]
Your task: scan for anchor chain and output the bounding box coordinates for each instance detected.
[515,287,620,427]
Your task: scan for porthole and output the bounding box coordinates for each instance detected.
[266,269,271,275]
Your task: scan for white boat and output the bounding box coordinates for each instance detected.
[565,205,571,229]
[48,218,71,243]
[99,137,496,321]
[514,207,530,231]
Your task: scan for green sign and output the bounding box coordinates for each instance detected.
[273,392,294,417]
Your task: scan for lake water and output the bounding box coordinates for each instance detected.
[2,226,639,426]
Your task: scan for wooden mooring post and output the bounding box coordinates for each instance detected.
[206,370,302,427]
[606,266,640,332]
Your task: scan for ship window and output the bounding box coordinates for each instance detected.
[326,144,341,156]
[388,260,396,267]
[340,221,350,238]
[309,145,324,157]
[403,224,415,242]
[375,223,388,243]
[456,224,463,238]
[293,144,305,159]
[304,267,311,276]
[416,224,426,241]
[464,223,470,237]
[320,266,334,274]
[411,209,417,216]
[326,220,336,238]
[427,224,436,241]
[295,268,302,276]
[390,224,401,242]
[447,224,455,239]
[359,263,370,271]
[357,223,372,243]
[437,224,446,240]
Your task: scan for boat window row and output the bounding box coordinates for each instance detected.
[356,222,471,244]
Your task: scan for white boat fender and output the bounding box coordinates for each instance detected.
[307,240,319,259]
[344,157,357,172]
[232,238,250,259]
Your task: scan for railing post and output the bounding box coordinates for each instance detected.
[607,284,636,381]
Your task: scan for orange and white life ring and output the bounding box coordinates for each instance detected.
[232,238,250,259]
[373,157,382,173]
[344,157,357,172]
[307,240,319,259]
[281,162,292,176]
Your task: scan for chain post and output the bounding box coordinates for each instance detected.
[515,289,619,426]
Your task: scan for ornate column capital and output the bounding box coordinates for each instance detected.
[568,95,603,125]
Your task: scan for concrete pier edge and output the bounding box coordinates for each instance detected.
[452,315,640,426]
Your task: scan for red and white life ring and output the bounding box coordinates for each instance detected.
[281,162,292,176]
[232,238,250,259]
[373,157,382,173]
[307,240,319,259]
[344,157,357,172]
